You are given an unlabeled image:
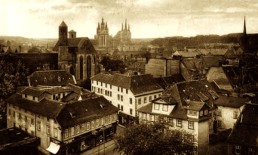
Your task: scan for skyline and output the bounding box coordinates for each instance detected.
[1,0,258,39]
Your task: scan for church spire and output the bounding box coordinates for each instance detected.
[243,16,246,36]
[128,24,130,31]
[125,19,127,30]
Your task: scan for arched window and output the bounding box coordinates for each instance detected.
[80,56,83,80]
[87,56,91,79]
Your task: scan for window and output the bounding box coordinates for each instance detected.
[25,94,27,98]
[176,119,182,127]
[200,111,203,116]
[149,115,154,121]
[149,96,152,101]
[31,118,34,125]
[217,109,222,116]
[130,98,132,104]
[168,118,173,126]
[33,96,35,100]
[162,105,168,111]
[101,82,102,86]
[118,87,120,91]
[110,85,112,89]
[121,95,123,101]
[91,121,95,129]
[233,111,238,119]
[86,123,90,130]
[37,121,41,131]
[121,88,123,93]
[97,81,98,85]
[54,128,58,138]
[105,83,107,88]
[144,97,147,103]
[126,89,128,94]
[204,110,208,115]
[71,127,74,136]
[235,145,241,154]
[121,105,124,111]
[154,104,159,110]
[65,129,68,138]
[143,113,147,120]
[118,104,120,110]
[117,94,120,100]
[188,121,194,129]
[46,125,50,135]
[130,109,133,115]
[154,95,157,99]
[110,92,112,97]
[248,147,254,155]
[18,113,21,120]
[138,98,141,105]
[97,88,100,93]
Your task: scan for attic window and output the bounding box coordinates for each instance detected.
[100,104,104,109]
[69,112,76,118]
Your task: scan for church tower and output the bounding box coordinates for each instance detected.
[95,18,109,48]
[240,17,249,52]
[59,21,68,46]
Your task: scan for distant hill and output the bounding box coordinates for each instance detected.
[150,33,243,50]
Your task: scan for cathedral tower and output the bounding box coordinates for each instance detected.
[59,21,68,46]
[95,18,109,48]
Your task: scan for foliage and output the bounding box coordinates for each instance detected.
[115,123,195,155]
[100,56,126,73]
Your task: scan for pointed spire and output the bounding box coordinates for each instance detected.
[102,17,104,24]
[97,22,100,29]
[128,24,130,31]
[243,16,246,35]
[105,22,108,29]
[125,19,127,30]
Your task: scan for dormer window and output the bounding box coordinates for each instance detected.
[162,105,168,112]
[154,104,159,110]
[204,110,208,115]
[25,94,27,98]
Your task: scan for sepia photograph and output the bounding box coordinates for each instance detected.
[0,0,258,154]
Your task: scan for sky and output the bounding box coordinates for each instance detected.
[1,0,258,39]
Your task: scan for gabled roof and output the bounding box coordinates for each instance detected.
[7,88,118,129]
[53,37,96,53]
[215,96,249,108]
[227,103,258,147]
[164,80,217,107]
[91,73,163,95]
[7,94,63,118]
[154,74,185,89]
[59,21,67,27]
[28,70,76,87]
[57,96,118,128]
[186,101,206,111]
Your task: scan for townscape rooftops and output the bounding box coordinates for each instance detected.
[186,101,206,111]
[214,95,249,108]
[7,94,63,118]
[7,88,118,128]
[57,96,118,128]
[164,80,218,107]
[154,74,185,89]
[91,73,163,95]
[53,37,96,53]
[28,70,76,87]
[227,103,258,147]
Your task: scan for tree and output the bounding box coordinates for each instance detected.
[115,123,195,155]
[100,56,126,73]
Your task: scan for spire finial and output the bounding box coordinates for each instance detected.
[243,16,246,35]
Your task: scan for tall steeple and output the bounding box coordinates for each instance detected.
[125,19,127,30]
[243,16,246,36]
[128,24,130,31]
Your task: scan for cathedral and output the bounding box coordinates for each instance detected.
[53,21,99,82]
[94,18,112,52]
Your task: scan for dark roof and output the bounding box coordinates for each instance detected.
[56,96,118,128]
[227,103,258,147]
[154,74,185,89]
[186,101,206,111]
[53,37,96,53]
[7,89,118,128]
[91,73,163,95]
[28,70,76,87]
[215,96,249,108]
[7,94,63,118]
[59,21,67,27]
[202,55,224,68]
[21,87,45,97]
[210,81,230,95]
[137,103,152,113]
[164,80,217,107]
